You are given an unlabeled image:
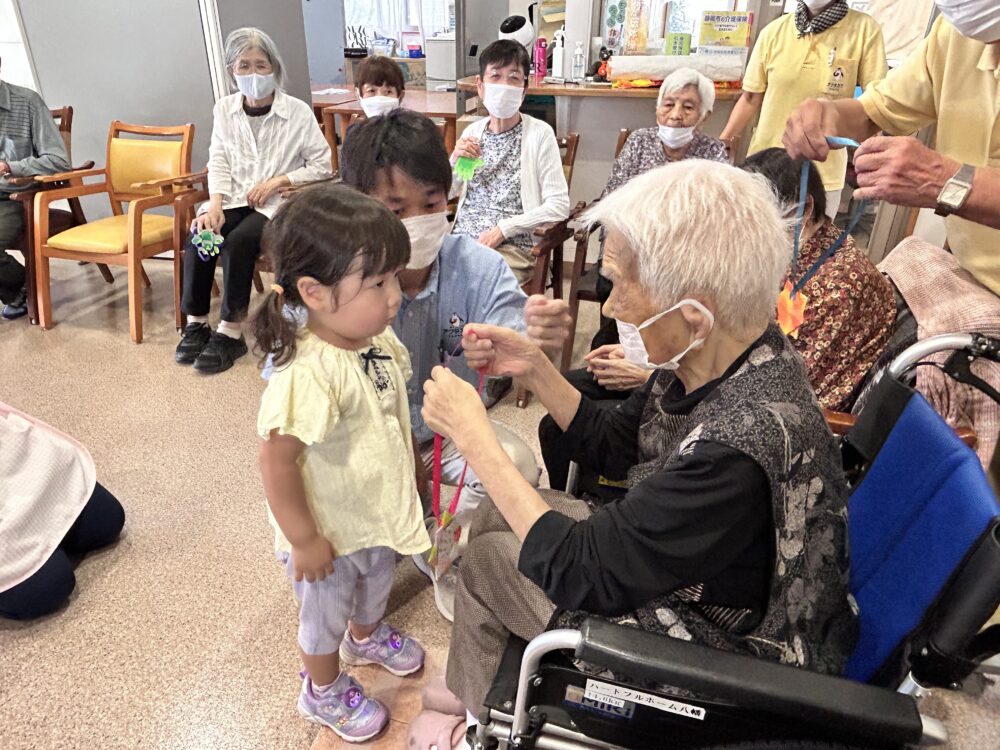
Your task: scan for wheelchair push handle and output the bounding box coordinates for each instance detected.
[888,333,1000,379]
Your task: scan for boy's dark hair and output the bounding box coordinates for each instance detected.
[340,108,452,196]
[478,39,530,86]
[250,183,410,369]
[743,147,826,222]
[355,55,406,94]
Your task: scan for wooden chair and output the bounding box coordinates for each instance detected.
[33,121,195,343]
[6,106,106,325]
[515,132,582,407]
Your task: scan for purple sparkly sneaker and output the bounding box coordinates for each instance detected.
[297,672,388,742]
[339,622,425,676]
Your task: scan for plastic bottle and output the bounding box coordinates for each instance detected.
[572,41,585,81]
[552,27,566,78]
[534,37,548,77]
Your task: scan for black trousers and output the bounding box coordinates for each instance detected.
[0,198,26,304]
[181,206,267,322]
[0,483,125,620]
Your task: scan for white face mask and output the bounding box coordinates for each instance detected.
[482,83,524,120]
[936,0,1000,43]
[235,72,276,100]
[401,212,450,270]
[616,298,715,371]
[802,0,833,12]
[359,95,400,118]
[657,124,696,149]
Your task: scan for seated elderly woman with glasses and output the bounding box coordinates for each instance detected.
[409,160,857,749]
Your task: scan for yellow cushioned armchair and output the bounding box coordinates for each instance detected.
[32,120,195,343]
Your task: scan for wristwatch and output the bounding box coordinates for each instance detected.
[935,163,976,217]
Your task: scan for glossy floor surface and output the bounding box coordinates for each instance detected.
[1,258,998,749]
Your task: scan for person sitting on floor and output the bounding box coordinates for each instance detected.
[0,402,125,620]
[0,56,71,321]
[175,26,331,375]
[410,160,857,748]
[744,147,895,412]
[450,39,570,285]
[337,108,571,621]
[354,55,405,118]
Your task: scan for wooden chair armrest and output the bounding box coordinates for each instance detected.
[5,161,98,187]
[532,221,559,238]
[35,180,108,210]
[824,408,977,448]
[171,170,209,188]
[131,170,209,194]
[33,165,105,184]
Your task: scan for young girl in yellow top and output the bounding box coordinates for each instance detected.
[252,183,429,742]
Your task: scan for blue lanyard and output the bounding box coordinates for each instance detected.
[790,136,868,297]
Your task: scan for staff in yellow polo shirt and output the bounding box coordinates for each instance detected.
[782,4,1000,297]
[721,1,886,218]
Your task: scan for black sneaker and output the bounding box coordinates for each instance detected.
[175,322,212,364]
[1,289,28,321]
[193,331,248,374]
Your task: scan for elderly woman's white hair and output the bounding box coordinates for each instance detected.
[657,67,715,118]
[584,160,788,336]
[224,27,287,90]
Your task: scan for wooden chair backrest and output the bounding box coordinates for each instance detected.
[105,120,194,204]
[50,106,73,162]
[614,128,631,160]
[558,133,580,188]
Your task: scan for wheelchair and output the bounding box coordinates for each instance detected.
[471,334,1000,749]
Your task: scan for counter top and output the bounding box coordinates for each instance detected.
[456,74,742,100]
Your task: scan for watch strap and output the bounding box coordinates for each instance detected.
[935,163,976,217]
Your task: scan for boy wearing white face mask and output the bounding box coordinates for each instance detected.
[451,40,570,284]
[354,55,405,119]
[341,109,573,620]
[722,0,886,219]
[177,27,332,374]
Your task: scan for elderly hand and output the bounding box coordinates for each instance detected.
[247,177,283,209]
[853,136,961,207]
[782,99,841,162]
[524,294,571,357]
[192,204,225,234]
[422,365,492,448]
[585,344,650,391]
[477,226,505,249]
[451,136,482,164]
[462,323,545,378]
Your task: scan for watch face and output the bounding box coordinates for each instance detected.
[941,182,968,207]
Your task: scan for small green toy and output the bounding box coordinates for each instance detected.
[191,228,224,260]
[454,156,484,182]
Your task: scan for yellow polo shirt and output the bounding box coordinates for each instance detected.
[744,10,887,191]
[859,16,1000,296]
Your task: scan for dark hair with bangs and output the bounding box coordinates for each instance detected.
[478,39,530,85]
[355,55,406,95]
[742,147,826,222]
[250,182,410,369]
[340,108,452,196]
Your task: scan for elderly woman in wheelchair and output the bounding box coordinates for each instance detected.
[415,160,860,748]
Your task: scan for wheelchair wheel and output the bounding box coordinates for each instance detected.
[700,743,867,750]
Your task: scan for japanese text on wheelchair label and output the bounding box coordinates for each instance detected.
[584,679,706,721]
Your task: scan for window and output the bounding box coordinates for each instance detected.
[407,0,454,34]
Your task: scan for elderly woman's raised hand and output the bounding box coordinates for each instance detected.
[524,295,571,357]
[585,344,652,391]
[462,324,545,378]
[451,136,482,164]
[422,365,492,448]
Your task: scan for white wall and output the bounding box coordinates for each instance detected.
[0,0,35,90]
[16,0,216,219]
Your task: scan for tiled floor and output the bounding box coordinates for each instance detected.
[1,258,998,749]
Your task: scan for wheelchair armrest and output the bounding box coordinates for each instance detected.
[576,618,925,746]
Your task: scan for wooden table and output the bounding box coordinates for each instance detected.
[310,85,358,120]
[321,91,476,153]
[456,74,742,100]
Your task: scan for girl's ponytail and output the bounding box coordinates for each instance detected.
[251,281,299,370]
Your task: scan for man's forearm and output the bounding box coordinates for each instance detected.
[828,98,880,144]
[957,167,1000,231]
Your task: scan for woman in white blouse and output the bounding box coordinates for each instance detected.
[0,403,124,620]
[177,27,332,375]
[450,40,570,284]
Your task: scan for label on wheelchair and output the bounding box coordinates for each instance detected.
[564,684,635,719]
[583,679,707,721]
